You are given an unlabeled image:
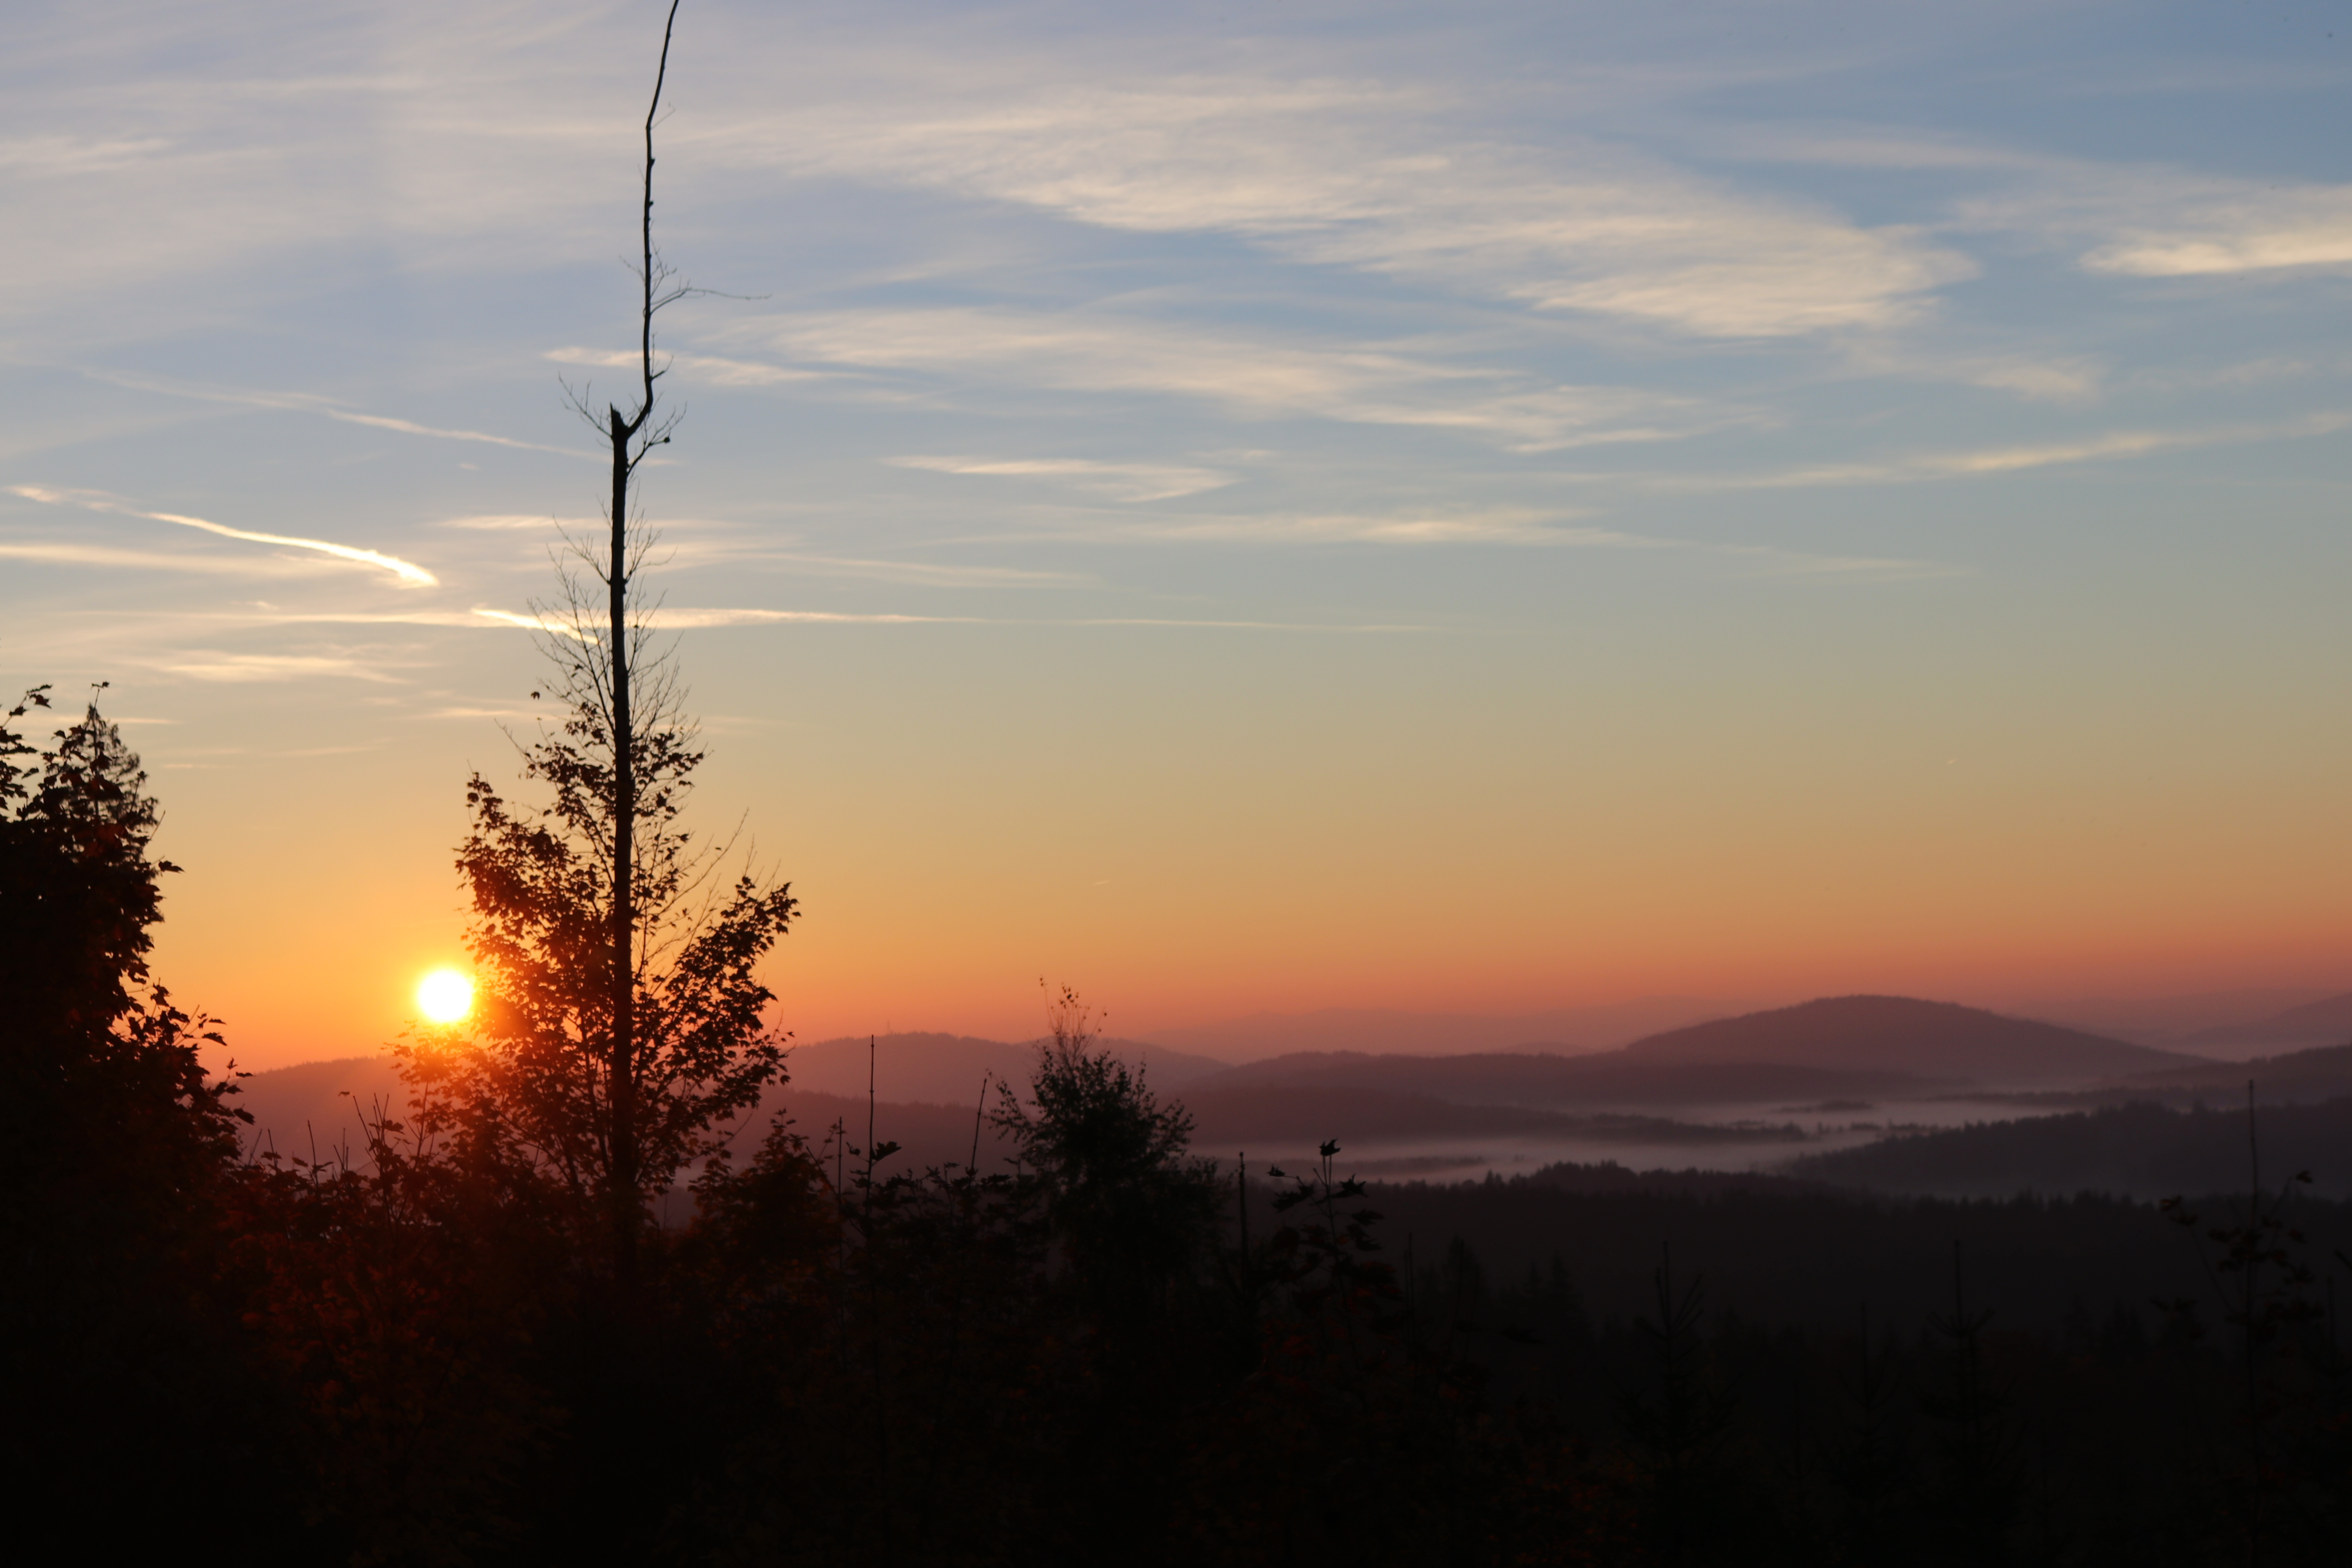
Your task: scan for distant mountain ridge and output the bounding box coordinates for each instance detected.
[1139,997,1738,1060]
[231,1055,403,1164]
[1620,995,2198,1082]
[2013,987,2342,1048]
[2180,991,2352,1053]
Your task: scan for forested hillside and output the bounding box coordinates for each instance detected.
[1793,1098,2352,1200]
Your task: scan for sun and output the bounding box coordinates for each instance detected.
[416,967,474,1024]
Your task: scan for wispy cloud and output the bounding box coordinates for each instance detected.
[1722,127,2060,174]
[0,540,333,576]
[739,76,1973,338]
[1922,158,2352,283]
[412,704,546,721]
[160,653,405,683]
[2074,185,2352,279]
[9,484,437,585]
[80,369,336,413]
[746,308,1712,452]
[647,607,979,628]
[0,132,175,176]
[472,605,977,632]
[185,608,510,629]
[891,454,1236,502]
[1106,506,1629,546]
[474,604,1425,632]
[435,514,596,531]
[1737,126,2352,290]
[2126,356,2333,393]
[1837,346,2110,407]
[471,607,594,640]
[545,346,832,387]
[1961,358,2106,406]
[1065,617,1428,632]
[1702,410,2352,490]
[755,553,1082,588]
[318,408,586,459]
[425,521,1065,590]
[1714,545,1972,583]
[1105,505,1962,579]
[80,370,590,459]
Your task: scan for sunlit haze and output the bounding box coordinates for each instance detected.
[5,2,2350,1069]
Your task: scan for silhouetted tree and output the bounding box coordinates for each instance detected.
[0,686,245,1209]
[2160,1087,2334,1566]
[0,688,258,1549]
[991,984,1221,1318]
[1620,1243,1742,1564]
[1828,1304,1911,1564]
[1919,1244,2021,1564]
[410,0,795,1284]
[3,686,175,1035]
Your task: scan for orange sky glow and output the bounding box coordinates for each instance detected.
[10,5,2350,1071]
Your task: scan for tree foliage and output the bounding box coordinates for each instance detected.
[413,595,795,1249]
[4,685,174,1034]
[992,984,1222,1313]
[0,685,244,1192]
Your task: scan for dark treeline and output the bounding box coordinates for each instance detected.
[5,695,2352,1563]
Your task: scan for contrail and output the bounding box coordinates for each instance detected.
[80,370,593,461]
[8,485,436,586]
[321,410,590,459]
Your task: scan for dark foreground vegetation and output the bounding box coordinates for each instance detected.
[5,695,2352,1566]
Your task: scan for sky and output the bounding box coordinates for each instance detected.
[5,0,2351,1069]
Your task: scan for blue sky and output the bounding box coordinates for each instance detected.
[6,1,2350,1061]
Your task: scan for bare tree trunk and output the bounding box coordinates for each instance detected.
[606,397,637,1286]
[606,0,683,1289]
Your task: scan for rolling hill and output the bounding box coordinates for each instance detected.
[781,1031,1228,1104]
[1619,995,2197,1083]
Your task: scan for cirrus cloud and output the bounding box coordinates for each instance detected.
[728,76,1975,339]
[735,307,1717,453]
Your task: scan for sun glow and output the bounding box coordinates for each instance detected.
[416,967,474,1024]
